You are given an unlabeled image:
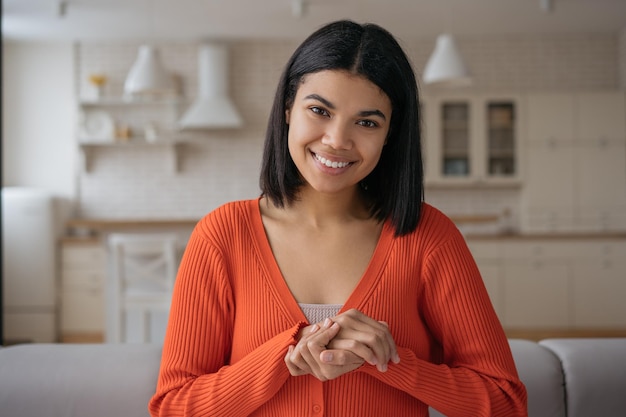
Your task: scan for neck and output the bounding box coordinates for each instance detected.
[288,185,371,229]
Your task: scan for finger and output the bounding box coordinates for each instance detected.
[327,337,380,368]
[319,348,364,367]
[289,321,338,380]
[334,310,398,369]
[285,345,308,376]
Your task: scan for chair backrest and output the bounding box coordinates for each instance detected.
[106,233,180,344]
[110,234,178,295]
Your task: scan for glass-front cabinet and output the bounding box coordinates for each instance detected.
[423,93,523,187]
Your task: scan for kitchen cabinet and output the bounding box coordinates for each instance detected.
[523,91,626,233]
[524,93,576,231]
[571,241,626,328]
[575,92,626,231]
[77,98,187,173]
[60,239,107,341]
[423,93,524,188]
[469,237,626,332]
[501,243,572,329]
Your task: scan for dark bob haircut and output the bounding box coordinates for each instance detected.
[260,20,424,236]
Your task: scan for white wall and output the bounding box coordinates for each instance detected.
[3,33,624,222]
[2,41,77,215]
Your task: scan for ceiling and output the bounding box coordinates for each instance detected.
[3,0,626,42]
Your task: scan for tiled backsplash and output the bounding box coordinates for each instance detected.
[76,33,620,220]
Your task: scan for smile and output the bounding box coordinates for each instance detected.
[313,153,352,169]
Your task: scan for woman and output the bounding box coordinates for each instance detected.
[149,20,527,417]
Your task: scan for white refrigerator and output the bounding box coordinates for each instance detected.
[2,187,58,343]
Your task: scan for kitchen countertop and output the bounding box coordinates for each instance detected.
[66,218,198,231]
[464,232,626,240]
[64,217,626,241]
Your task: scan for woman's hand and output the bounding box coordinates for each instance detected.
[327,309,400,372]
[285,319,365,381]
[285,309,400,380]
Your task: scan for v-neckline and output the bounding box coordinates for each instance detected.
[247,198,394,323]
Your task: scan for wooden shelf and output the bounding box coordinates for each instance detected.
[79,139,185,173]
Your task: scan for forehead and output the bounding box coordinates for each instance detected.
[296,70,391,108]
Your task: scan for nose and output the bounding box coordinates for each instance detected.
[321,120,352,150]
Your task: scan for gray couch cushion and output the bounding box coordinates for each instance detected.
[0,343,162,417]
[429,339,566,417]
[540,338,626,417]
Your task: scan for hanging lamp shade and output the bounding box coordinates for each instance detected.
[124,45,176,97]
[423,34,472,86]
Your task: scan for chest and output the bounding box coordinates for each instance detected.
[265,223,381,304]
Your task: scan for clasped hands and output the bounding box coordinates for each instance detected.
[285,308,400,382]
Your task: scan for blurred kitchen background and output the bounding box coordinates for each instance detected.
[2,0,626,345]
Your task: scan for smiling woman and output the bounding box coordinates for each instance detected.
[148,20,527,417]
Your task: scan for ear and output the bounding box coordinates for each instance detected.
[285,108,291,125]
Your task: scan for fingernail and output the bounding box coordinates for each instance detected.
[323,318,332,328]
[321,352,333,362]
[310,324,320,333]
[393,353,400,364]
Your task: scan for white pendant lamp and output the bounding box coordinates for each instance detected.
[423,34,471,86]
[124,45,176,97]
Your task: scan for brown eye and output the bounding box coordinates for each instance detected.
[357,119,378,128]
[310,106,330,117]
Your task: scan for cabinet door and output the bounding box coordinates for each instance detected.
[575,92,626,141]
[60,242,106,334]
[423,95,474,184]
[502,261,571,329]
[571,241,626,328]
[524,141,575,231]
[571,259,626,328]
[62,243,106,270]
[574,92,626,231]
[575,140,626,231]
[527,94,575,141]
[482,95,524,182]
[61,285,105,332]
[424,93,522,186]
[523,94,576,232]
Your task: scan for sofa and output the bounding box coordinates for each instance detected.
[0,338,625,417]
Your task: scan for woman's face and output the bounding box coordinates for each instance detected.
[286,70,392,197]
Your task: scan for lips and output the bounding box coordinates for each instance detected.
[312,152,352,169]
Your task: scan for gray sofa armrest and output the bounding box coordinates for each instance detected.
[540,338,626,417]
[429,339,566,417]
[0,343,162,417]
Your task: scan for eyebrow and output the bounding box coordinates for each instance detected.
[303,94,387,121]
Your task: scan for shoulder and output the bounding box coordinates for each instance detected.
[193,199,259,244]
[414,203,460,239]
[394,203,463,251]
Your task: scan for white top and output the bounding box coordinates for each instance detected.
[299,303,342,324]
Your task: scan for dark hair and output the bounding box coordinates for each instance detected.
[260,20,423,236]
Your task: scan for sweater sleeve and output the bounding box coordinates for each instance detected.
[148,224,304,417]
[360,228,527,417]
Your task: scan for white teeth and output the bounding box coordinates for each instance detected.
[315,154,350,168]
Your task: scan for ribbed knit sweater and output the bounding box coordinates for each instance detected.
[148,199,527,417]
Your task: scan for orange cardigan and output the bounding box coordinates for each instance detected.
[149,199,527,417]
